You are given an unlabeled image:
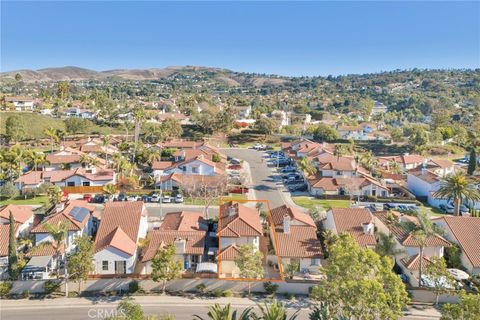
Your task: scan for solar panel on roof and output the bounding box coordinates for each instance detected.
[69,207,89,222]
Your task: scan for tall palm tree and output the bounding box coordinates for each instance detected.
[434,171,480,216]
[101,134,111,167]
[29,152,50,171]
[147,150,162,165]
[102,183,117,199]
[44,127,59,152]
[375,232,404,261]
[299,157,317,177]
[194,304,252,320]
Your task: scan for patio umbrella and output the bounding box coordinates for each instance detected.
[447,268,470,280]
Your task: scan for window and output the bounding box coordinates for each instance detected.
[372,189,376,196]
[192,166,199,173]
[67,182,75,187]
[82,182,90,186]
[311,258,321,266]
[102,261,108,271]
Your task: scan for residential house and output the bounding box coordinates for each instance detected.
[64,107,97,120]
[15,167,115,192]
[141,211,207,274]
[374,210,451,286]
[268,205,322,273]
[45,149,83,171]
[371,101,388,115]
[323,208,377,249]
[0,205,34,237]
[378,154,427,172]
[432,216,480,275]
[234,105,252,119]
[0,224,18,279]
[218,202,263,278]
[5,96,35,111]
[94,201,148,275]
[156,112,190,125]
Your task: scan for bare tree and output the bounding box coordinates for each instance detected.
[181,174,228,219]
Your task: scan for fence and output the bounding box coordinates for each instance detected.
[62,186,106,194]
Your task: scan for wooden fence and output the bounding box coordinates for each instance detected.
[62,186,106,194]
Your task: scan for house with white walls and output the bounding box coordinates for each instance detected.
[217,202,263,278]
[5,96,35,111]
[0,205,34,237]
[94,202,148,275]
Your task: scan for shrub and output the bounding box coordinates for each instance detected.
[21,290,30,299]
[222,289,233,297]
[159,314,176,320]
[195,283,207,294]
[212,289,223,297]
[0,282,13,298]
[284,292,294,300]
[44,280,61,294]
[0,182,19,199]
[129,280,140,293]
[263,282,279,296]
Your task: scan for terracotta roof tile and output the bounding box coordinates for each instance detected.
[275,226,322,258]
[0,223,20,256]
[400,254,433,270]
[330,208,376,248]
[159,211,204,232]
[270,205,315,228]
[0,205,34,224]
[218,202,263,237]
[218,245,241,261]
[142,230,206,262]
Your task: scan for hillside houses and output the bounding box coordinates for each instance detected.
[4,96,35,111]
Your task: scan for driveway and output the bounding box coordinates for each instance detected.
[221,148,293,209]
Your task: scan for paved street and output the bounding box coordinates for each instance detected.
[145,204,218,219]
[0,296,442,320]
[221,148,290,208]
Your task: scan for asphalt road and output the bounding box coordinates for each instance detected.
[144,204,218,219]
[221,148,287,208]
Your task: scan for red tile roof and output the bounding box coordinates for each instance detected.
[0,205,34,224]
[142,230,206,262]
[218,244,241,261]
[152,161,174,170]
[270,205,315,228]
[159,139,204,149]
[94,201,146,256]
[159,211,204,232]
[27,243,65,257]
[329,208,376,248]
[31,200,95,233]
[46,151,81,164]
[436,217,480,268]
[218,202,263,237]
[275,226,322,258]
[400,254,433,270]
[0,223,20,256]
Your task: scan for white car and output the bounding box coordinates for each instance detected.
[162,195,172,203]
[127,195,137,201]
[150,194,161,203]
[175,194,184,203]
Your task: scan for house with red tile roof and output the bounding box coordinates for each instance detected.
[218,202,263,278]
[140,211,207,274]
[374,210,451,286]
[0,205,34,237]
[93,202,148,275]
[0,223,20,279]
[378,154,427,172]
[307,175,389,198]
[323,208,377,249]
[268,205,322,274]
[433,216,480,275]
[14,166,115,193]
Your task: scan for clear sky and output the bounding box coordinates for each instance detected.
[1,1,479,76]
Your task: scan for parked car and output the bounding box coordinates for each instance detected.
[230,159,241,165]
[141,195,151,202]
[116,193,127,201]
[150,194,161,203]
[83,194,93,202]
[91,194,106,203]
[127,195,137,201]
[175,194,184,203]
[228,164,242,170]
[162,195,172,203]
[281,166,296,173]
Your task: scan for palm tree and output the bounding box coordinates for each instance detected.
[147,150,162,165]
[375,232,404,261]
[10,144,25,177]
[434,171,480,216]
[102,183,117,200]
[47,185,63,207]
[44,127,59,152]
[253,300,299,320]
[299,157,317,177]
[31,152,50,171]
[101,134,111,167]
[194,304,252,320]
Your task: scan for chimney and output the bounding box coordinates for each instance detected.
[228,206,236,217]
[181,150,186,160]
[174,237,186,255]
[361,221,374,235]
[283,214,291,234]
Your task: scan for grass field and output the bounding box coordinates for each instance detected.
[292,196,351,211]
[0,112,121,140]
[0,195,49,205]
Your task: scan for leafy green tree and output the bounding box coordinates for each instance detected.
[64,118,91,135]
[235,244,264,295]
[5,115,26,143]
[284,261,299,280]
[47,185,63,206]
[151,244,182,293]
[375,232,403,260]
[467,148,477,175]
[310,234,409,320]
[57,81,70,100]
[102,183,117,198]
[116,300,145,320]
[424,257,455,305]
[160,118,183,140]
[253,300,299,320]
[1,182,19,199]
[441,291,480,320]
[409,127,429,151]
[434,171,480,216]
[44,127,59,152]
[299,157,317,177]
[194,304,252,320]
[8,211,18,279]
[313,124,340,142]
[255,118,278,136]
[67,235,95,293]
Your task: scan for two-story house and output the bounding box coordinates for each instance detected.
[218,202,263,278]
[94,202,148,275]
[141,211,207,274]
[0,205,34,237]
[268,205,322,274]
[5,96,35,111]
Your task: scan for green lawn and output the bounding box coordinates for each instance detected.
[291,196,351,211]
[0,196,49,206]
[184,194,248,206]
[0,112,122,140]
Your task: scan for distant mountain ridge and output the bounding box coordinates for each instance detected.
[0,65,241,83]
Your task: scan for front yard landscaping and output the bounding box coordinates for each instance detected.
[291,196,351,211]
[0,195,49,205]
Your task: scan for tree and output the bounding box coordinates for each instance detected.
[102,183,117,199]
[283,261,299,280]
[151,244,182,293]
[67,235,95,293]
[64,118,90,135]
[253,300,299,320]
[47,185,63,206]
[434,171,480,216]
[424,256,455,305]
[194,304,252,320]
[42,222,70,277]
[101,134,111,167]
[310,234,409,320]
[255,118,278,136]
[441,291,480,320]
[57,81,70,100]
[0,182,19,199]
[375,232,403,260]
[409,127,429,151]
[160,118,183,140]
[299,157,317,177]
[235,244,264,295]
[467,148,477,175]
[116,300,145,320]
[313,124,339,142]
[14,73,22,82]
[44,127,59,152]
[5,115,26,143]
[7,211,18,279]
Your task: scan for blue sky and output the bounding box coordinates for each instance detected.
[1,1,479,76]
